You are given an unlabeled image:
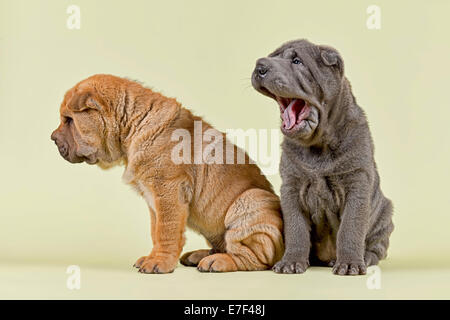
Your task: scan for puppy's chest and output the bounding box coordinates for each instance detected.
[299,175,345,225]
[132,181,156,212]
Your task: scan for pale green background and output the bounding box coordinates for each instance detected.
[0,0,449,299]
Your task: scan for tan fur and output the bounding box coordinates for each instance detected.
[51,74,284,273]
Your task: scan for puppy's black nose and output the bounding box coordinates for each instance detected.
[256,65,268,77]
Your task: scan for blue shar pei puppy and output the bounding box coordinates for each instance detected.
[252,39,394,275]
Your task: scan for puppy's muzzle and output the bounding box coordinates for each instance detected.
[253,58,271,80]
[51,131,69,158]
[256,64,268,77]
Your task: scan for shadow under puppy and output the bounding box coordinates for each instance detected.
[252,39,393,275]
[51,74,283,273]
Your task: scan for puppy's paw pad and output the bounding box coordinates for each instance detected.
[138,258,176,274]
[332,261,366,276]
[272,259,309,274]
[197,254,237,272]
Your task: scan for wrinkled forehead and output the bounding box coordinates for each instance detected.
[59,80,91,113]
[59,88,75,114]
[269,40,318,59]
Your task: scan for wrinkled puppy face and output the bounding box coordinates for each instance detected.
[51,76,121,168]
[252,39,344,144]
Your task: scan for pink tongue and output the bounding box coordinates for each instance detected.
[282,99,300,130]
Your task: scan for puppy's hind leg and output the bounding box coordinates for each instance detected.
[180,249,211,267]
[197,189,284,272]
[180,239,223,267]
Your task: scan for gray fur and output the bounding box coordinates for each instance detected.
[251,39,393,275]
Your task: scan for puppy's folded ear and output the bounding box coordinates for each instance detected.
[68,91,104,112]
[319,46,344,76]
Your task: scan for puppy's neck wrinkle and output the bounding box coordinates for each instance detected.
[122,92,181,161]
[129,102,180,157]
[316,78,358,149]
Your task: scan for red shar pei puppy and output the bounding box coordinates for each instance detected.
[51,74,284,273]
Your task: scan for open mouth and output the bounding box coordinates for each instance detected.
[275,97,311,131]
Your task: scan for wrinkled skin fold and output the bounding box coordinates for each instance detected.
[252,39,394,275]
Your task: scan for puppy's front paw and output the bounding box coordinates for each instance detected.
[272,258,309,274]
[332,261,367,276]
[133,255,149,268]
[138,257,177,274]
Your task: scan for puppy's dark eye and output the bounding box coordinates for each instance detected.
[64,116,73,124]
[292,57,302,65]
